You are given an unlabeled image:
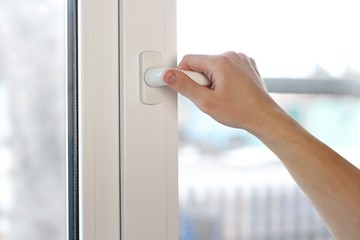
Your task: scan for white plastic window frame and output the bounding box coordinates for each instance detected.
[75,0,178,239]
[77,0,120,238]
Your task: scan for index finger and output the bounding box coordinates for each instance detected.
[178,54,216,79]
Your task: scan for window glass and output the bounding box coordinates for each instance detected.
[177,0,360,79]
[177,0,360,239]
[0,1,66,239]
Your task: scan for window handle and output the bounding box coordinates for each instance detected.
[144,67,211,87]
[139,51,211,105]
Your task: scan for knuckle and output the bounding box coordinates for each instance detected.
[182,54,196,62]
[224,51,238,57]
[179,54,193,65]
[249,57,257,65]
[182,54,192,60]
[237,52,249,60]
[214,54,232,66]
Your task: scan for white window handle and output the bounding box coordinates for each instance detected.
[144,67,211,87]
[139,51,212,105]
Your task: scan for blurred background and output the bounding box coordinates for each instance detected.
[177,0,360,239]
[1,0,360,240]
[0,0,66,240]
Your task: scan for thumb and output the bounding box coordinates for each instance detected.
[163,69,210,102]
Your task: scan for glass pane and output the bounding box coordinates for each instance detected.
[177,0,360,79]
[177,1,360,239]
[0,1,66,240]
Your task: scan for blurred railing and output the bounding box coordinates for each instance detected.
[180,186,333,240]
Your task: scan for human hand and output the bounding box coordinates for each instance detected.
[163,51,282,134]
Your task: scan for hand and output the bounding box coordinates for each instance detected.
[164,51,282,133]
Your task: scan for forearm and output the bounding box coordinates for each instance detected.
[251,108,360,239]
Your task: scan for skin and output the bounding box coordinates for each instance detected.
[163,51,360,240]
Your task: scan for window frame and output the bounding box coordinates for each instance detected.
[70,0,178,239]
[72,0,121,239]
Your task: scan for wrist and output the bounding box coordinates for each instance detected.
[246,105,296,141]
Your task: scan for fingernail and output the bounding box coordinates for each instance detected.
[163,71,176,86]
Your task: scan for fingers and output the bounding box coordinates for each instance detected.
[179,51,259,77]
[247,56,266,89]
[163,69,211,104]
[249,57,261,78]
[178,54,218,79]
[178,54,211,71]
[223,51,263,82]
[172,51,265,100]
[226,51,260,74]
